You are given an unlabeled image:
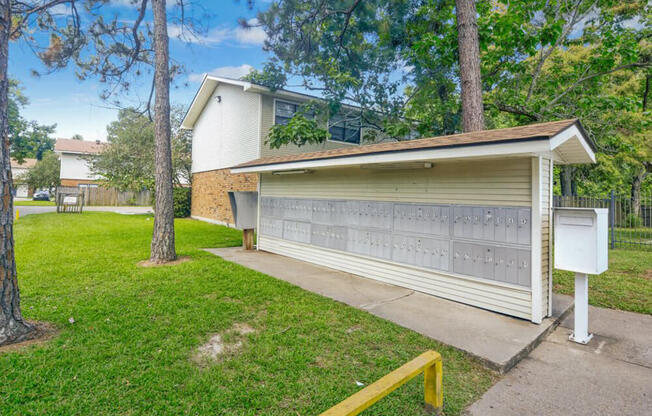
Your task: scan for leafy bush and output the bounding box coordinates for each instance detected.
[624,213,643,228]
[173,187,191,218]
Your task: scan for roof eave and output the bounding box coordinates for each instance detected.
[230,137,553,174]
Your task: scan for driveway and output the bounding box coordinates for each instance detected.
[14,205,153,217]
[466,305,652,415]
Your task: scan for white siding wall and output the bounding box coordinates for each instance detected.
[191,83,261,173]
[60,153,99,180]
[258,157,535,320]
[261,158,532,206]
[541,158,553,317]
[259,95,388,158]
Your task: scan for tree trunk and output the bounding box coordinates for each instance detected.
[560,165,575,197]
[150,0,176,263]
[630,166,647,218]
[455,0,485,132]
[0,0,34,345]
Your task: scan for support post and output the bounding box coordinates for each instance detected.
[570,272,593,344]
[609,190,615,249]
[424,358,443,415]
[243,228,254,250]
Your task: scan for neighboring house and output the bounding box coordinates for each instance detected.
[181,75,388,225]
[54,138,105,187]
[11,158,37,198]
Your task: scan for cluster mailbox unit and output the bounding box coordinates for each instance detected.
[554,207,608,343]
[231,119,597,324]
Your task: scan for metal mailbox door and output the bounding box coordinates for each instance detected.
[483,207,495,241]
[494,208,506,242]
[504,208,518,243]
[517,209,531,245]
[472,207,484,240]
[517,249,531,287]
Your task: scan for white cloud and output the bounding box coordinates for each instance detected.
[168,19,266,46]
[188,64,254,83]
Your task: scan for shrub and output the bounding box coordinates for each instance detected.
[173,187,191,218]
[624,213,643,228]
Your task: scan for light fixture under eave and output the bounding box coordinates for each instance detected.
[360,162,434,170]
[271,169,313,175]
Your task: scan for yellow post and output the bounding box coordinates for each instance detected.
[424,357,443,414]
[320,350,443,416]
[15,209,19,221]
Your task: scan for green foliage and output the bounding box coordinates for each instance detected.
[240,61,287,91]
[554,248,652,314]
[8,79,55,162]
[252,0,651,193]
[624,213,644,228]
[267,113,330,149]
[90,106,191,192]
[173,187,191,218]
[25,151,60,192]
[4,212,496,415]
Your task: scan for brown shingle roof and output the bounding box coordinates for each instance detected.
[11,158,37,169]
[233,118,583,169]
[55,138,106,154]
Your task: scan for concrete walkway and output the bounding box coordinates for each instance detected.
[205,247,573,373]
[466,305,652,415]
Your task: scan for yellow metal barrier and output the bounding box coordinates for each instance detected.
[320,350,443,416]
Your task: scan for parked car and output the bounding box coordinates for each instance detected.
[33,190,50,201]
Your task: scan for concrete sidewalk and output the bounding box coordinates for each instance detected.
[466,305,652,415]
[205,247,573,373]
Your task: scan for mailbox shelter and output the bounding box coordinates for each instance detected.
[230,119,596,323]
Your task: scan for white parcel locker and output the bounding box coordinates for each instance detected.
[554,208,608,275]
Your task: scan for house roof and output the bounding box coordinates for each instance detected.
[54,138,105,154]
[180,75,361,130]
[11,158,37,169]
[230,119,596,173]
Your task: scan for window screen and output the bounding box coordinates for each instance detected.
[275,100,298,125]
[329,113,361,144]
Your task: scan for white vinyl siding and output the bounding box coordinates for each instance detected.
[59,153,99,180]
[541,158,552,317]
[258,156,535,321]
[191,83,260,173]
[259,95,382,157]
[261,158,532,206]
[258,236,532,319]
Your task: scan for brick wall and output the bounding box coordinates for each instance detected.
[60,178,101,187]
[191,168,258,225]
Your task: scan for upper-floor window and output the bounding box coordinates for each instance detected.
[274,100,298,125]
[329,113,361,144]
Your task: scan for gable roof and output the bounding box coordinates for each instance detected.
[54,138,105,155]
[181,75,361,130]
[11,158,37,169]
[231,119,596,173]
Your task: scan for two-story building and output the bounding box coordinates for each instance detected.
[54,138,105,188]
[11,158,37,198]
[181,75,385,226]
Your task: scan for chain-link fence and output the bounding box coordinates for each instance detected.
[554,190,652,250]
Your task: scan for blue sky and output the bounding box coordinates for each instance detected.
[9,1,271,141]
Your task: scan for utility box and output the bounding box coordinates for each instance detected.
[554,208,608,275]
[228,191,258,230]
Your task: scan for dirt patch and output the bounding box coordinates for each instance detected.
[137,256,191,268]
[644,269,652,281]
[0,322,58,354]
[191,322,256,366]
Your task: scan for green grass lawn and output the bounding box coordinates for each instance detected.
[554,248,652,314]
[14,200,55,206]
[2,213,495,415]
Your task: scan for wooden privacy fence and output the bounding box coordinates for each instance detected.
[57,186,152,206]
